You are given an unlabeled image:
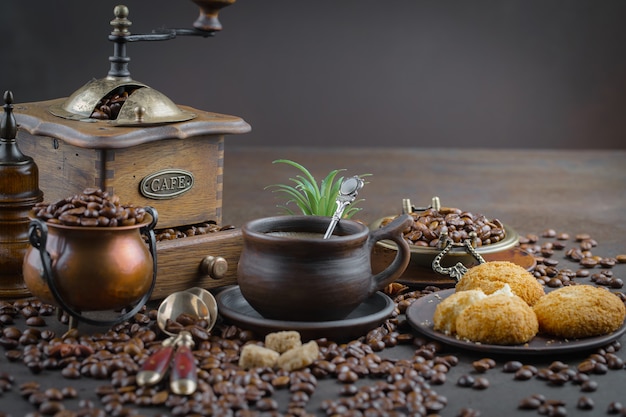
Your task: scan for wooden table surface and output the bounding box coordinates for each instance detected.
[2,146,625,416]
[222,146,626,415]
[223,147,626,255]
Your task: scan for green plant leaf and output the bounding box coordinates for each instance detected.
[266,159,371,217]
[318,170,343,216]
[267,184,313,215]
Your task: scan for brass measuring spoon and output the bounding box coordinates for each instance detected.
[323,176,364,239]
[137,288,216,395]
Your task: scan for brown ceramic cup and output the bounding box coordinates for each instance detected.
[237,214,412,321]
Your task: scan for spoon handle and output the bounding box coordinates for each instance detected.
[136,345,174,386]
[170,344,198,395]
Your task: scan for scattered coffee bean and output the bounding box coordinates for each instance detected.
[518,395,543,410]
[580,380,598,392]
[577,395,594,410]
[502,360,523,373]
[472,359,491,373]
[472,376,489,390]
[607,401,624,414]
[514,365,537,381]
[457,374,475,387]
[457,407,481,417]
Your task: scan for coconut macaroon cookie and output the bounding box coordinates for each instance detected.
[455,293,539,345]
[433,290,487,335]
[533,285,626,339]
[456,261,545,306]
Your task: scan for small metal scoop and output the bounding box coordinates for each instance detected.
[323,176,364,239]
[137,288,217,395]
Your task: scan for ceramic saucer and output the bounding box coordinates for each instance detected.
[216,286,395,342]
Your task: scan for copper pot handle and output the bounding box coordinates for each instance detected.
[27,206,159,326]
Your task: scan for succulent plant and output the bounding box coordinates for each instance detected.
[266,159,369,218]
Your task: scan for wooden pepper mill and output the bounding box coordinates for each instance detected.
[0,91,44,298]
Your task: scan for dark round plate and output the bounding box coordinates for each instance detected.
[216,286,395,343]
[406,289,626,355]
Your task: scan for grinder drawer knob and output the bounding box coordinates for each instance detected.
[200,256,228,279]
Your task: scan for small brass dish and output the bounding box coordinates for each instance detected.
[370,197,532,287]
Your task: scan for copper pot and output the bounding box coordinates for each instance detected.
[22,208,157,324]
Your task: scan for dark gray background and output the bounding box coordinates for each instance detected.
[2,0,626,148]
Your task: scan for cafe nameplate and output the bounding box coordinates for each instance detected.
[140,169,195,200]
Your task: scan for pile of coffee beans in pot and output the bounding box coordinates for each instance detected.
[380,207,506,248]
[33,187,147,227]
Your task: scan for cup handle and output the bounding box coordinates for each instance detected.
[367,213,413,295]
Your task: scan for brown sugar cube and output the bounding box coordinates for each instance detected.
[276,341,320,372]
[265,330,302,353]
[238,344,279,369]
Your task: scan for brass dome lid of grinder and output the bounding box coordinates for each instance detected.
[49,2,236,127]
[49,79,197,126]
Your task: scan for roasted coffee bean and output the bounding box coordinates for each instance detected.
[514,367,535,381]
[580,257,599,268]
[61,386,78,399]
[570,372,589,385]
[472,358,495,373]
[606,353,625,369]
[472,377,489,390]
[457,374,475,387]
[547,371,569,386]
[25,316,46,327]
[577,360,596,374]
[535,368,554,380]
[580,379,598,392]
[43,387,64,401]
[577,396,594,410]
[542,405,568,417]
[5,349,21,361]
[337,370,359,384]
[457,407,481,417]
[60,366,81,379]
[518,395,543,410]
[0,337,18,349]
[39,400,64,415]
[607,401,624,414]
[503,361,522,373]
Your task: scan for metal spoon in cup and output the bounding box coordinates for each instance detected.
[137,287,216,395]
[323,176,364,239]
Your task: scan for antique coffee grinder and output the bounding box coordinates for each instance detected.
[13,2,250,300]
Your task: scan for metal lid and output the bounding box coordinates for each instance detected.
[49,78,196,126]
